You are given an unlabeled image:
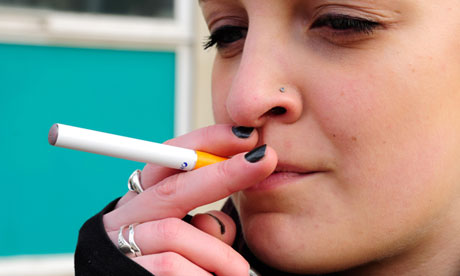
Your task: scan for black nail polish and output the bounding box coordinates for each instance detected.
[206,213,226,235]
[244,145,267,163]
[232,126,254,139]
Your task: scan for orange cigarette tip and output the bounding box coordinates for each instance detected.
[194,151,228,169]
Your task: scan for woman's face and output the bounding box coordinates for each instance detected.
[201,0,460,274]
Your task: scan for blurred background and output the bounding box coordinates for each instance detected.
[0,0,219,274]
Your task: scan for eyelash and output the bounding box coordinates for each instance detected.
[310,14,380,34]
[203,25,247,50]
[203,14,381,50]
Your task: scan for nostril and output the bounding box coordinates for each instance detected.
[269,106,287,115]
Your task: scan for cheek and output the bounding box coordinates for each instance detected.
[311,53,460,229]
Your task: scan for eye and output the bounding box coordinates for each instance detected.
[310,14,380,34]
[203,25,248,50]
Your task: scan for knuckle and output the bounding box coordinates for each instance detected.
[222,245,249,274]
[155,174,182,197]
[201,125,214,142]
[221,245,234,264]
[215,161,237,194]
[153,252,183,274]
[155,218,183,240]
[215,160,231,181]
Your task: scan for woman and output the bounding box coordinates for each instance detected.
[75,0,460,275]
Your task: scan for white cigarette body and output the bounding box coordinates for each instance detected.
[48,124,226,170]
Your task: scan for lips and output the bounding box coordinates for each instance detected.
[247,163,325,191]
[274,163,321,174]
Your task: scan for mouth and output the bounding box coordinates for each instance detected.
[247,164,326,191]
[272,170,321,176]
[274,162,325,175]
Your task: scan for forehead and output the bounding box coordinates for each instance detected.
[199,0,410,23]
[198,0,407,12]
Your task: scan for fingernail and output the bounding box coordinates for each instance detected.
[244,145,267,163]
[206,213,226,235]
[232,126,254,139]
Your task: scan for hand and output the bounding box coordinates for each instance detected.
[104,125,277,276]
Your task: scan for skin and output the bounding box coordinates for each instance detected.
[104,125,276,276]
[102,0,460,275]
[203,0,460,274]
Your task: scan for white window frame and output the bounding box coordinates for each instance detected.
[0,0,194,136]
[0,1,194,274]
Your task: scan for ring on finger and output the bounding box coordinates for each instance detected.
[128,169,144,194]
[129,223,142,257]
[118,225,135,257]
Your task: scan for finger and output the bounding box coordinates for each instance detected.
[191,211,236,246]
[116,169,148,208]
[108,219,249,276]
[134,252,213,276]
[116,125,257,208]
[115,191,137,208]
[164,124,257,156]
[104,146,277,230]
[140,124,258,190]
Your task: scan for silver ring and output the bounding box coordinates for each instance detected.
[249,267,261,276]
[118,225,135,257]
[128,169,144,194]
[129,224,142,257]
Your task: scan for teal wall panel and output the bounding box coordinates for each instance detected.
[0,43,176,256]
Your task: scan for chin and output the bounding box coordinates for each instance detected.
[240,212,374,275]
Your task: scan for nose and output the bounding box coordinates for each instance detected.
[225,30,303,127]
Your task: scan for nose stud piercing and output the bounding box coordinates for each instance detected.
[279,87,285,93]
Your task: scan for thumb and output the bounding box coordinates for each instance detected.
[191,210,236,246]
